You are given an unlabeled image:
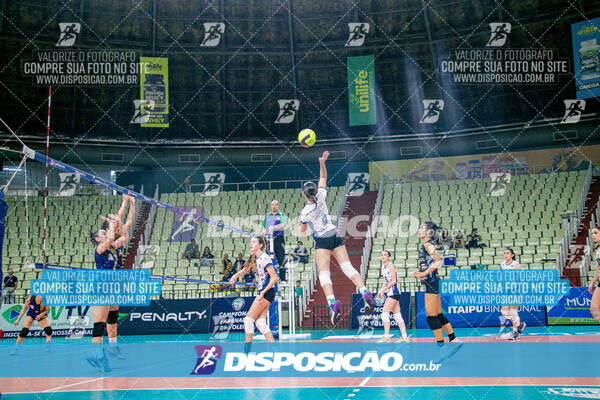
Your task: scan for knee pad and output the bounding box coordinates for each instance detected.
[380,313,390,324]
[44,326,52,336]
[255,318,270,335]
[318,270,332,287]
[243,316,255,334]
[426,315,442,331]
[437,313,450,326]
[393,312,405,325]
[107,310,119,325]
[92,322,106,338]
[340,261,358,279]
[19,328,30,338]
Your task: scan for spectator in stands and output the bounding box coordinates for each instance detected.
[466,228,486,249]
[182,239,200,260]
[218,262,234,292]
[295,280,304,302]
[199,246,214,268]
[440,229,452,250]
[221,253,230,273]
[3,268,17,304]
[233,253,245,274]
[452,230,465,249]
[293,241,309,264]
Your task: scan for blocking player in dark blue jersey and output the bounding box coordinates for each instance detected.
[86,195,134,371]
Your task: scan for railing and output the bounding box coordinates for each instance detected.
[557,164,593,275]
[189,179,314,193]
[360,175,385,282]
[335,176,351,230]
[134,185,159,268]
[311,304,351,329]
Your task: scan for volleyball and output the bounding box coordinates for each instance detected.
[298,129,316,147]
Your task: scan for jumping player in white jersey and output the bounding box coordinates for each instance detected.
[588,228,600,323]
[230,236,278,353]
[298,151,374,325]
[377,250,409,342]
[499,248,526,340]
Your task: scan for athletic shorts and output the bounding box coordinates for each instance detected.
[26,313,46,321]
[388,294,402,301]
[424,280,439,295]
[262,288,276,303]
[314,231,344,251]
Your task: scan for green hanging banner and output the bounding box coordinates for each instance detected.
[140,57,169,128]
[347,55,376,126]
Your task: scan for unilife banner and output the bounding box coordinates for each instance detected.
[571,17,600,99]
[348,55,376,126]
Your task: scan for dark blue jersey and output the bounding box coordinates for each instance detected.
[26,296,46,318]
[95,246,122,270]
[418,239,439,285]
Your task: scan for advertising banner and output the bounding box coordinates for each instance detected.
[368,144,597,188]
[571,18,600,99]
[348,55,376,126]
[0,303,93,338]
[118,299,211,334]
[415,292,546,328]
[350,293,411,330]
[209,296,278,335]
[140,57,169,127]
[547,286,599,325]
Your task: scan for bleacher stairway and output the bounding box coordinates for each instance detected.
[301,191,378,329]
[564,176,600,285]
[124,202,151,269]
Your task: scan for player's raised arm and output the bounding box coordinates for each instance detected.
[318,151,329,189]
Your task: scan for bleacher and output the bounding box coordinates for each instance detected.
[366,170,586,293]
[149,186,343,299]
[2,195,122,301]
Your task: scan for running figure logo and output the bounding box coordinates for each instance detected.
[200,23,225,47]
[347,173,370,196]
[56,23,81,47]
[191,345,223,375]
[346,23,370,47]
[488,173,511,197]
[274,100,299,124]
[139,245,160,268]
[169,207,202,242]
[561,100,586,124]
[203,172,225,196]
[420,100,444,124]
[58,173,80,196]
[486,23,511,47]
[130,100,155,124]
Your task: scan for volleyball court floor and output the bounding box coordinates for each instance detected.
[1,325,599,399]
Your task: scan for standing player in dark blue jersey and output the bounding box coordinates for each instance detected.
[413,222,462,363]
[101,195,135,359]
[230,236,279,353]
[10,295,52,355]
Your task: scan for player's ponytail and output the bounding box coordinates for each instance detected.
[303,181,318,214]
[423,221,439,242]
